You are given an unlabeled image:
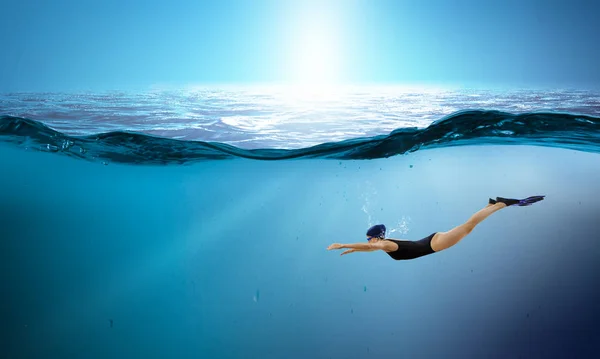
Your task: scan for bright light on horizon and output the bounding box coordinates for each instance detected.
[283,2,345,87]
[289,22,341,85]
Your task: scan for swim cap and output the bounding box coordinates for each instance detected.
[366,224,386,239]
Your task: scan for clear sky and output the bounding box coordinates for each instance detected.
[1,0,598,91]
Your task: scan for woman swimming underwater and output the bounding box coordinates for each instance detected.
[327,196,545,259]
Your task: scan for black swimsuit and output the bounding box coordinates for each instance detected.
[385,233,437,260]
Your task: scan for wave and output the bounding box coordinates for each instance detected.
[1,110,599,164]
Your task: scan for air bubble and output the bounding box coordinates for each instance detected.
[45,144,59,152]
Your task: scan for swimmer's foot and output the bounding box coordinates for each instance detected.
[496,196,546,207]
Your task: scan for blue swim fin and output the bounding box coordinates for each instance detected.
[519,195,546,206]
[496,195,545,207]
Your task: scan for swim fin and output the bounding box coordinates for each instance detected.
[489,198,497,205]
[496,195,545,207]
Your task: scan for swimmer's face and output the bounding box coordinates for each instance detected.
[367,236,383,242]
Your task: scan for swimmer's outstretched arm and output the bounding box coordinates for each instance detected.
[327,243,377,256]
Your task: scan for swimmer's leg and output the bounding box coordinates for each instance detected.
[430,202,507,252]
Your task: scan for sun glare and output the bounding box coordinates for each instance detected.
[284,3,345,90]
[292,24,340,85]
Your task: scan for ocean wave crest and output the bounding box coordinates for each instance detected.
[1,110,600,164]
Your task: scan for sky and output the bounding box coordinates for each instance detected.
[0,0,599,92]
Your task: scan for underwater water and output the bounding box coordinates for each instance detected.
[1,87,600,359]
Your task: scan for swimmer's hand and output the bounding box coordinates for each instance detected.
[328,242,379,255]
[327,243,356,256]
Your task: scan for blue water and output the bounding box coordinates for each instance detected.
[1,88,600,358]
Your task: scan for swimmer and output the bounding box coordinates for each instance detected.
[327,196,545,260]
